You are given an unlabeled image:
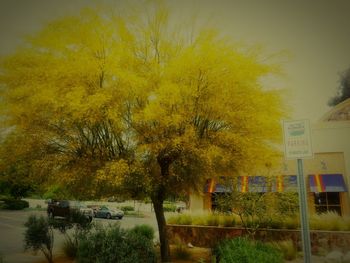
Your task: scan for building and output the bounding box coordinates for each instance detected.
[190,98,350,216]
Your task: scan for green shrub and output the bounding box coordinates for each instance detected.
[205,214,220,226]
[167,213,239,227]
[268,216,284,229]
[219,215,236,227]
[1,198,29,210]
[129,224,154,241]
[214,237,283,263]
[77,224,156,263]
[59,209,93,259]
[0,195,8,206]
[191,215,206,226]
[283,216,300,229]
[121,205,135,212]
[310,212,349,231]
[172,243,191,260]
[167,215,180,224]
[163,203,176,212]
[24,215,54,263]
[271,240,297,261]
[125,231,157,263]
[178,214,192,225]
[62,238,77,259]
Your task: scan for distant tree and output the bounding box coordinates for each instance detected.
[328,67,350,106]
[1,3,285,261]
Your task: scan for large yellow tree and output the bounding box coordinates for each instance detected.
[0,3,285,261]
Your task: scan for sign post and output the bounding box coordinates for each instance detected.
[283,119,313,263]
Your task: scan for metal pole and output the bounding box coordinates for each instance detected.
[297,158,312,263]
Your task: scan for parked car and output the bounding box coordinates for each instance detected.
[94,206,124,219]
[47,200,94,222]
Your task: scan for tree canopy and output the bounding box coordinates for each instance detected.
[0,3,285,261]
[329,66,350,106]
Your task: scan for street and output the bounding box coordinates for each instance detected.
[0,208,158,263]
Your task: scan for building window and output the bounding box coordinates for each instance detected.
[314,192,341,215]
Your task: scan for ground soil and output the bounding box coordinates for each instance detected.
[36,246,212,263]
[35,249,328,263]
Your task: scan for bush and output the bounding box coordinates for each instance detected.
[310,212,349,231]
[125,231,157,263]
[268,216,284,229]
[1,198,29,210]
[191,215,206,226]
[129,224,154,241]
[205,214,220,226]
[271,240,297,260]
[24,215,54,263]
[163,203,176,212]
[60,210,93,259]
[77,224,156,263]
[172,243,191,260]
[121,205,135,212]
[219,215,236,227]
[283,216,300,229]
[167,213,238,227]
[178,214,192,225]
[62,238,77,259]
[214,237,283,263]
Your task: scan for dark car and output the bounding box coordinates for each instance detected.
[94,206,124,219]
[47,200,94,221]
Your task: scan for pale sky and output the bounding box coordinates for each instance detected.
[1,0,350,123]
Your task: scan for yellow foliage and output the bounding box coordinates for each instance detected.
[0,2,286,199]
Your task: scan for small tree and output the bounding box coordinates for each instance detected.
[2,2,286,261]
[24,215,54,263]
[329,66,350,106]
[216,190,273,238]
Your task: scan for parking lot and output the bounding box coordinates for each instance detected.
[0,200,159,263]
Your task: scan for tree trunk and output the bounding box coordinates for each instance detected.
[152,188,170,262]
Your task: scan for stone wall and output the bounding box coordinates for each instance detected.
[166,225,350,253]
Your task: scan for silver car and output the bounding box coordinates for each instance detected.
[94,206,124,219]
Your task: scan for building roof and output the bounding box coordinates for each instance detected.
[320,98,350,122]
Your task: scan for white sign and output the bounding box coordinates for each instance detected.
[283,119,313,159]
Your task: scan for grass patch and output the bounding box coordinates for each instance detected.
[124,211,145,218]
